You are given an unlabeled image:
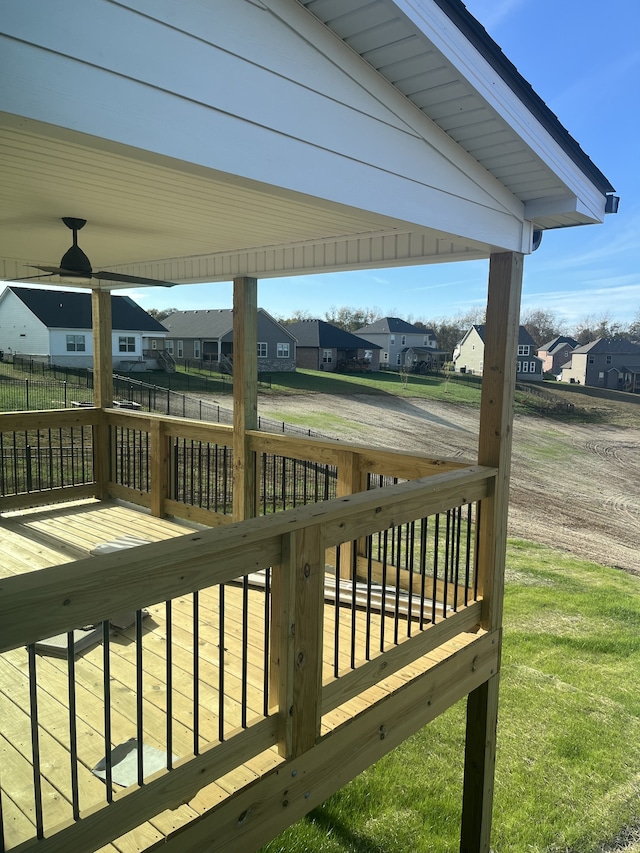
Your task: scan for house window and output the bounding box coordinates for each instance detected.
[390,335,395,345]
[530,361,536,373]
[322,349,332,364]
[151,339,157,350]
[177,340,184,358]
[401,335,406,346]
[521,361,529,372]
[588,355,595,364]
[118,336,136,353]
[423,336,430,346]
[383,352,388,361]
[257,342,268,358]
[606,355,612,364]
[396,353,401,365]
[277,342,290,358]
[518,345,530,356]
[194,340,201,359]
[165,340,174,355]
[66,334,85,352]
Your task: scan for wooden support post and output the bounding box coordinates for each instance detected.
[232,277,258,521]
[91,289,113,500]
[336,449,365,579]
[272,525,325,759]
[460,251,523,853]
[149,418,168,517]
[91,289,113,408]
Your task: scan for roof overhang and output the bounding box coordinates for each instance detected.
[0,0,615,291]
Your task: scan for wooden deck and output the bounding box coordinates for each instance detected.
[0,498,489,852]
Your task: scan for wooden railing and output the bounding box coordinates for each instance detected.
[0,460,495,852]
[0,407,498,851]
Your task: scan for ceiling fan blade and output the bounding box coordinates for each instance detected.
[94,270,177,287]
[15,271,57,281]
[30,265,89,278]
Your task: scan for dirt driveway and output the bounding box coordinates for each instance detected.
[260,393,640,576]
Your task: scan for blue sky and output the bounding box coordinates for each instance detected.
[34,1,640,327]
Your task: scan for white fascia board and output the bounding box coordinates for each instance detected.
[524,194,603,224]
[391,0,607,223]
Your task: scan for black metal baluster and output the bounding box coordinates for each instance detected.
[27,644,44,838]
[136,609,144,785]
[350,540,357,669]
[432,514,440,623]
[218,585,225,742]
[242,575,249,728]
[193,591,199,755]
[263,568,271,717]
[333,546,341,678]
[166,599,173,770]
[102,621,113,802]
[66,634,80,820]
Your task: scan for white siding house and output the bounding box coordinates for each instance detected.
[0,286,167,370]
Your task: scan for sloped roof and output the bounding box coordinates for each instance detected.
[572,338,640,355]
[355,317,435,335]
[162,308,296,342]
[472,324,537,347]
[162,309,234,339]
[5,286,167,332]
[538,335,580,353]
[287,320,382,349]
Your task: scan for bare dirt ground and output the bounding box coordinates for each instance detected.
[260,393,640,576]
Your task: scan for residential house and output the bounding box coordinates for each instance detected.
[0,285,167,370]
[537,335,580,377]
[0,0,616,850]
[355,317,438,368]
[454,324,543,381]
[287,319,381,372]
[160,308,296,372]
[561,338,640,392]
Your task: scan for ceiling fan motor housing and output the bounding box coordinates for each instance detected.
[60,217,92,275]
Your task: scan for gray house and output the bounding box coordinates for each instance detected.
[561,338,640,392]
[287,319,381,372]
[158,308,297,372]
[454,324,543,381]
[537,335,580,377]
[355,317,437,368]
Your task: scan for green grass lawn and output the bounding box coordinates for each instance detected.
[261,541,640,853]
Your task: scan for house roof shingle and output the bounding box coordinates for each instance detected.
[472,324,537,347]
[538,335,580,353]
[162,309,234,339]
[287,320,381,350]
[355,317,435,336]
[571,337,640,355]
[6,286,167,333]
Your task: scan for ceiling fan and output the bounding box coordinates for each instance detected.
[25,217,177,287]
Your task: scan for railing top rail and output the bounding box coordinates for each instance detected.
[0,407,100,430]
[0,464,495,654]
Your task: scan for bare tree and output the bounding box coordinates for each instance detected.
[324,305,382,331]
[520,308,566,346]
[148,307,178,321]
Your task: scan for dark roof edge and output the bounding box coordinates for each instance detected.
[434,0,615,195]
